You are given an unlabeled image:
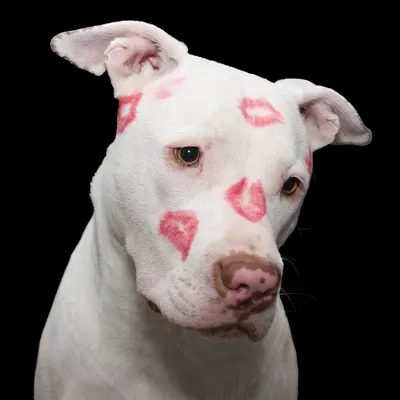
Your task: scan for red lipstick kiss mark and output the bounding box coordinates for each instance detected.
[117,92,143,134]
[155,77,184,100]
[159,210,199,261]
[305,149,313,175]
[239,97,284,128]
[225,178,266,223]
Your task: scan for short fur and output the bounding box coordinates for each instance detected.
[35,21,372,400]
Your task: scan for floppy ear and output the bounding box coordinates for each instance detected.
[275,78,372,152]
[50,21,188,97]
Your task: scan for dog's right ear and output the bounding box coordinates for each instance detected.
[275,78,372,151]
[50,21,188,97]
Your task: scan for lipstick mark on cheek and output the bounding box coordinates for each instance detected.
[154,77,184,100]
[225,178,267,223]
[117,92,143,134]
[305,149,313,175]
[239,97,284,128]
[159,210,199,261]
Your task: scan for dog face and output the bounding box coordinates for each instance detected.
[51,21,371,341]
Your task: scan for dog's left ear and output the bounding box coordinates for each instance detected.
[276,78,372,151]
[50,21,188,97]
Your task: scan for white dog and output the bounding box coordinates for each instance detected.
[35,21,372,400]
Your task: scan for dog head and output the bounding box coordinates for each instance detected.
[51,21,371,341]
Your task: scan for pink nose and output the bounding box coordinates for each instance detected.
[214,253,281,310]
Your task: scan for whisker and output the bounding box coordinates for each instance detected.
[140,299,148,309]
[295,225,312,239]
[312,170,317,184]
[296,226,312,232]
[280,288,296,312]
[283,256,296,261]
[282,256,300,278]
[280,292,318,302]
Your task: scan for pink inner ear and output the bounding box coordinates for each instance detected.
[301,102,340,140]
[105,36,161,76]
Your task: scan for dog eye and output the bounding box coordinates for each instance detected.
[174,147,201,167]
[282,177,300,196]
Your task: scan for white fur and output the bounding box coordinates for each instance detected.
[36,21,372,400]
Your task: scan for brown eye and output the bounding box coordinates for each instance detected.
[282,177,300,195]
[174,147,201,167]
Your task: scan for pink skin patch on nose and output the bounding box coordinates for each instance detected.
[154,77,184,100]
[305,149,313,175]
[159,210,199,261]
[116,92,143,134]
[225,178,266,223]
[226,268,278,307]
[239,97,284,128]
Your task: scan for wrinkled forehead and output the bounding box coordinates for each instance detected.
[137,57,304,158]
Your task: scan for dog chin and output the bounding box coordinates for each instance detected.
[191,324,267,342]
[145,300,268,342]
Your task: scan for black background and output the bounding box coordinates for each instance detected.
[29,7,382,400]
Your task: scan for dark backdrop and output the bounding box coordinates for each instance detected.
[30,8,381,400]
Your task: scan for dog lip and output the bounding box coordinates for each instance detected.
[229,291,278,314]
[145,299,161,313]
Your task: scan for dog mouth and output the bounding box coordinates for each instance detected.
[146,300,161,313]
[144,299,264,342]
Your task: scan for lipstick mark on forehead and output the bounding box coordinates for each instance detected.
[117,92,143,134]
[305,149,313,175]
[159,210,198,261]
[154,77,184,100]
[225,178,266,223]
[239,97,284,128]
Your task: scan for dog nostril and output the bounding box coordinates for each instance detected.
[214,253,281,307]
[236,283,249,291]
